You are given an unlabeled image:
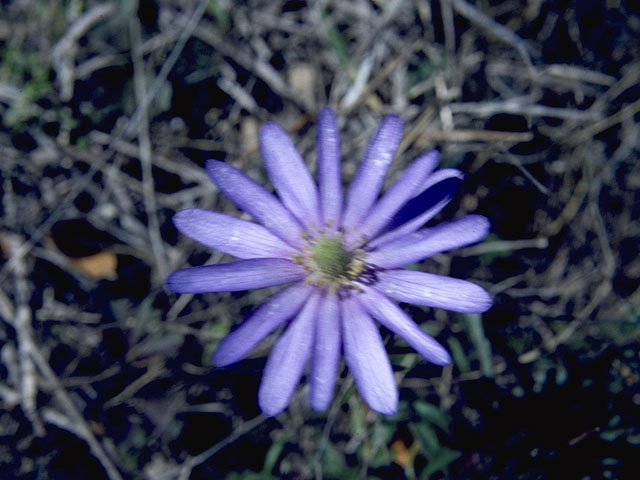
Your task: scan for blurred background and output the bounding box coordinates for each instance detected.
[1,0,640,478]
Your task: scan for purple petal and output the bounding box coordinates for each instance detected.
[359,286,452,365]
[317,107,343,227]
[369,169,463,247]
[212,283,314,367]
[375,269,493,314]
[341,295,398,415]
[205,160,303,247]
[166,258,306,293]
[367,215,491,268]
[260,122,321,227]
[355,151,439,243]
[258,291,321,416]
[309,291,341,411]
[342,115,404,228]
[173,209,296,259]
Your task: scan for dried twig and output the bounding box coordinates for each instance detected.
[440,0,456,55]
[351,0,408,62]
[571,97,640,145]
[104,357,167,408]
[417,128,534,144]
[339,41,417,113]
[5,234,44,437]
[519,280,612,363]
[458,237,549,257]
[30,343,125,480]
[543,64,616,87]
[50,3,117,101]
[0,0,209,285]
[130,16,168,279]
[2,234,124,479]
[124,0,209,138]
[501,155,551,195]
[153,414,268,480]
[543,174,589,237]
[189,20,313,112]
[447,98,603,121]
[450,0,535,72]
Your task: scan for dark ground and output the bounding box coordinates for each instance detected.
[1,0,640,479]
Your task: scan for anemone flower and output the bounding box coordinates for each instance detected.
[167,107,492,416]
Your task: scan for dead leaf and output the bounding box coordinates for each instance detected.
[390,439,411,468]
[72,251,117,279]
[287,63,316,108]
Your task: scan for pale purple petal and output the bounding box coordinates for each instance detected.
[317,107,343,227]
[309,292,341,411]
[376,269,493,313]
[359,286,452,365]
[205,160,303,247]
[212,283,313,367]
[166,258,306,293]
[260,122,321,227]
[341,295,398,415]
[370,169,463,247]
[258,291,321,416]
[173,209,296,259]
[367,215,491,268]
[354,151,439,243]
[342,115,404,228]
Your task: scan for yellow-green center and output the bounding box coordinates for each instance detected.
[312,237,353,280]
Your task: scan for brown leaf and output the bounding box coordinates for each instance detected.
[72,251,117,279]
[390,439,411,468]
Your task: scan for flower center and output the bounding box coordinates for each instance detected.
[292,232,369,291]
[312,237,352,280]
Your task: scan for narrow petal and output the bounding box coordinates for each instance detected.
[367,215,491,268]
[212,283,313,367]
[369,169,463,247]
[173,209,296,259]
[341,295,398,415]
[359,287,452,365]
[376,269,493,313]
[166,258,306,293]
[260,122,321,227]
[317,107,343,226]
[205,160,303,247]
[309,292,341,411]
[342,115,404,228]
[355,151,439,243]
[258,291,321,416]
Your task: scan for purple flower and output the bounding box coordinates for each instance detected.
[167,107,492,416]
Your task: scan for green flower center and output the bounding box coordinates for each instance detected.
[312,237,353,280]
[292,232,368,291]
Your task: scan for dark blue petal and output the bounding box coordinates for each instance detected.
[371,169,462,247]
